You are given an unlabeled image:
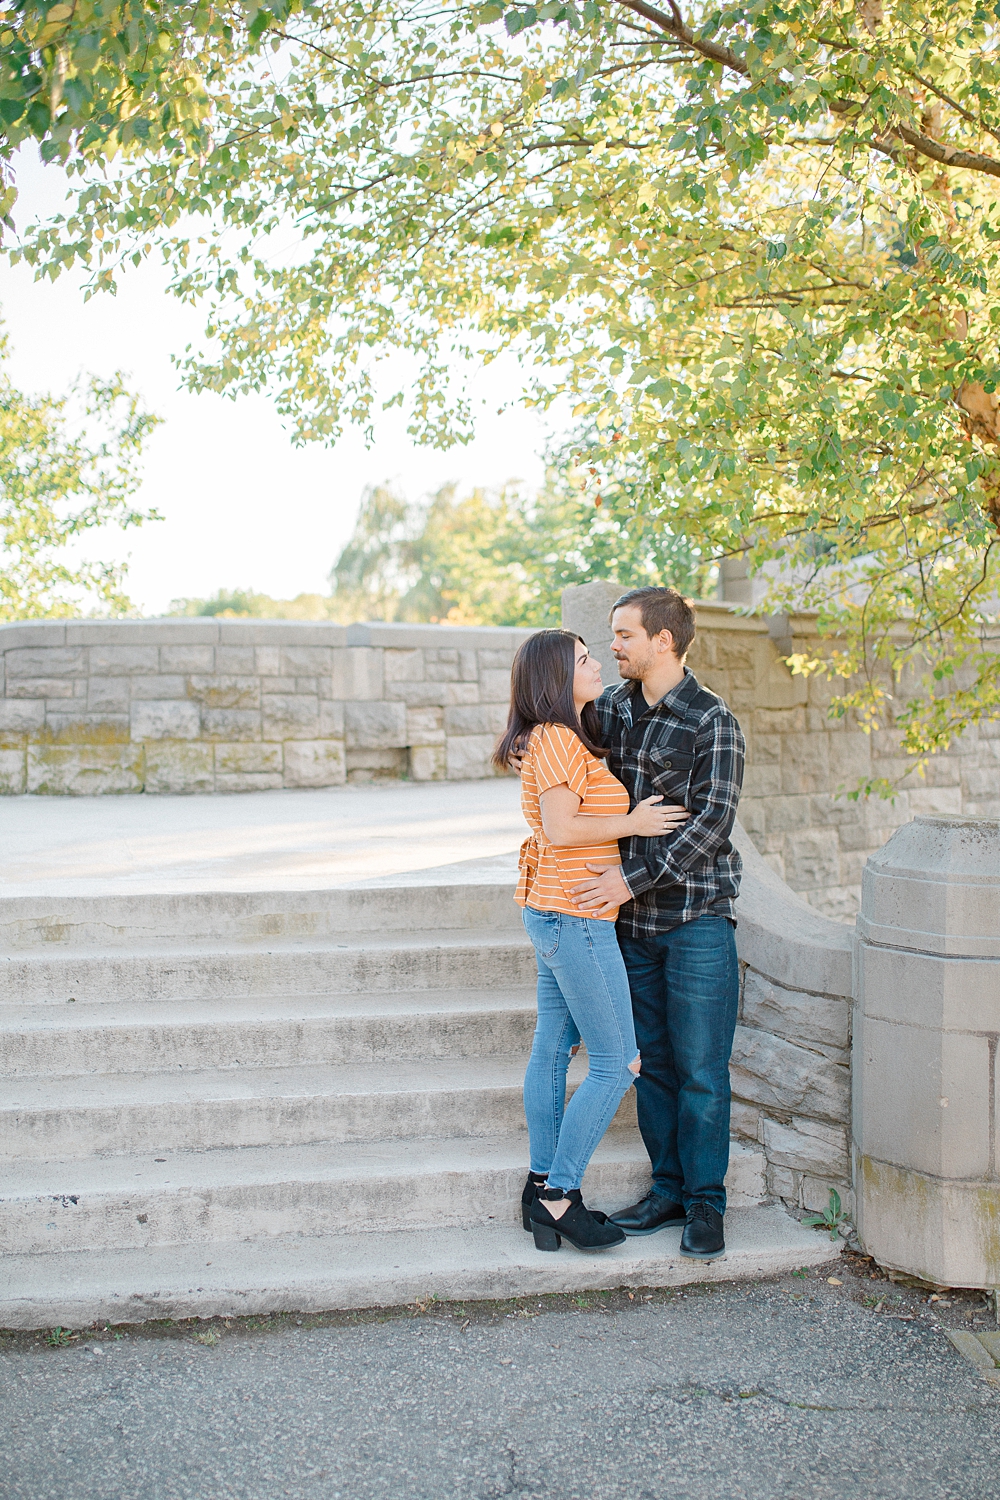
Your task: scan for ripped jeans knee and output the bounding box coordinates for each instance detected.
[628,1051,641,1077]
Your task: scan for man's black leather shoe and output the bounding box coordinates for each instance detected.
[679,1201,725,1259]
[608,1191,686,1237]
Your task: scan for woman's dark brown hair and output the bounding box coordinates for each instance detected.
[493,630,608,770]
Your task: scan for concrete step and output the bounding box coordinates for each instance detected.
[0,928,534,1006]
[0,1135,767,1255]
[0,1205,839,1329]
[4,1055,637,1160]
[0,988,537,1077]
[0,873,524,951]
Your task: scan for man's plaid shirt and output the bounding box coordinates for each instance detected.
[594,669,745,938]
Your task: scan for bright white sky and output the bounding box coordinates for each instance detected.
[1,148,553,617]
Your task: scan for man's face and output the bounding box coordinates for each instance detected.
[611,605,658,680]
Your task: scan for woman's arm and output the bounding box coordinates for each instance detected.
[539,784,690,847]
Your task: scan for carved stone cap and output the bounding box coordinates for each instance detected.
[858,815,1000,957]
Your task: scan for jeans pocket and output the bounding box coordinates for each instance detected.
[525,907,561,960]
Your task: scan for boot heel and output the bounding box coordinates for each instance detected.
[532,1223,561,1251]
[521,1204,532,1232]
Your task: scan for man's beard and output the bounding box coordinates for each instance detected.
[614,653,651,680]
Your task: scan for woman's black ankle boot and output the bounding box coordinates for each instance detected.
[521,1171,548,1231]
[529,1188,627,1252]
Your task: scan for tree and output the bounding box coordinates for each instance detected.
[12,2,1000,783]
[0,327,160,618]
[329,463,716,624]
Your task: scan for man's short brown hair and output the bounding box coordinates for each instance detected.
[610,586,696,658]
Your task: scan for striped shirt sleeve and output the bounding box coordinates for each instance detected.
[533,724,588,800]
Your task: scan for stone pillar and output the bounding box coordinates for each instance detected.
[561,580,622,682]
[855,815,1000,1288]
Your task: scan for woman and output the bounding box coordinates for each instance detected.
[494,630,689,1252]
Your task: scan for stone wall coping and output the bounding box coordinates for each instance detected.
[345,622,536,648]
[732,820,854,998]
[0,619,543,652]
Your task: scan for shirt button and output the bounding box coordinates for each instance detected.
[661,760,672,769]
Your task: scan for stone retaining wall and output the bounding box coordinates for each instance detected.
[0,620,533,798]
[729,822,855,1219]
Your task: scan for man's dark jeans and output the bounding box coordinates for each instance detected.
[617,915,739,1215]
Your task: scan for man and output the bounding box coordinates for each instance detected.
[570,586,745,1260]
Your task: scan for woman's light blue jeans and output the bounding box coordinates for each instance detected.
[521,905,639,1194]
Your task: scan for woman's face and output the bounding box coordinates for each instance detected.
[572,641,604,706]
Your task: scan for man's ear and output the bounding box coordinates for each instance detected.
[655,629,676,655]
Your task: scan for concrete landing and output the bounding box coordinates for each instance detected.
[1,780,527,897]
[0,1207,838,1329]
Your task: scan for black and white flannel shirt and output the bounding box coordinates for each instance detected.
[594,669,745,938]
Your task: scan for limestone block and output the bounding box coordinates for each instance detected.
[5,647,86,678]
[144,742,215,795]
[216,743,282,775]
[159,645,215,673]
[0,623,67,649]
[800,1176,854,1218]
[261,694,320,742]
[201,708,260,741]
[477,649,516,670]
[283,739,346,788]
[209,646,255,675]
[0,747,26,794]
[187,675,261,710]
[479,669,513,703]
[742,969,849,1054]
[741,764,781,798]
[856,1158,1000,1288]
[7,676,77,698]
[345,701,407,750]
[752,707,806,736]
[87,645,159,676]
[295,677,318,695]
[855,1015,990,1179]
[762,794,812,833]
[384,650,425,683]
[751,734,782,765]
[561,579,620,680]
[44,712,130,744]
[962,766,1000,799]
[130,700,200,742]
[729,1100,762,1142]
[279,646,332,677]
[907,786,963,816]
[406,707,445,744]
[766,1164,800,1203]
[736,798,766,838]
[426,659,460,682]
[409,744,447,781]
[331,647,383,701]
[781,733,830,795]
[730,1025,849,1123]
[444,703,508,736]
[385,683,449,708]
[445,683,480,706]
[215,770,285,793]
[446,734,500,780]
[26,743,144,795]
[346,747,408,781]
[86,678,131,715]
[762,1117,849,1180]
[319,702,345,737]
[254,647,280,676]
[130,675,186,700]
[427,648,459,663]
[825,731,871,781]
[261,676,297,694]
[783,829,840,892]
[459,650,478,681]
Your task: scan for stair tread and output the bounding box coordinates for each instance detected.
[0,987,536,1035]
[3,927,531,964]
[3,1130,719,1198]
[0,1206,837,1328]
[2,1054,546,1113]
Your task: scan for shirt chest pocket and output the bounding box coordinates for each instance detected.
[648,746,694,801]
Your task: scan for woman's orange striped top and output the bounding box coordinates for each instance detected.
[515,721,631,923]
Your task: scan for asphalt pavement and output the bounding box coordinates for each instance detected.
[2,1264,998,1500]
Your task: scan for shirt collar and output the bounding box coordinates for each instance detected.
[614,667,697,726]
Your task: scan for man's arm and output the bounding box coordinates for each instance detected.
[618,711,745,898]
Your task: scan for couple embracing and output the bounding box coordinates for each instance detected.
[494,587,745,1261]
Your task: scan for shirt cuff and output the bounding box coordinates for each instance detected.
[619,859,656,898]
